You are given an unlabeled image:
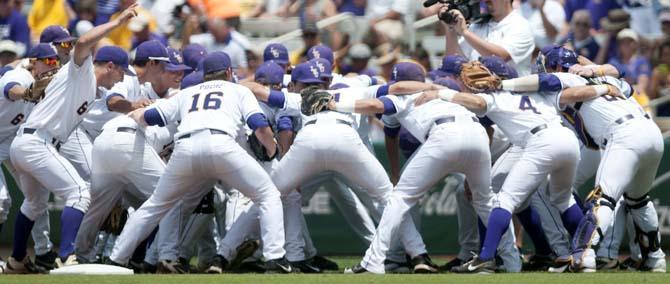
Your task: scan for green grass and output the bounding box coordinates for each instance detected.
[1,256,669,284]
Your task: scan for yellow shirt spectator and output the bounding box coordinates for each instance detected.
[28,0,70,42]
[107,8,157,50]
[188,0,242,20]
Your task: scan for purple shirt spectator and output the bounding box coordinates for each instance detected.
[0,9,30,55]
[337,0,366,16]
[608,56,650,84]
[560,33,600,61]
[131,33,169,50]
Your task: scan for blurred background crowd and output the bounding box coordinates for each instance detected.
[3,0,670,116]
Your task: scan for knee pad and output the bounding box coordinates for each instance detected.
[625,193,661,256]
[573,186,615,250]
[623,193,650,210]
[585,185,616,211]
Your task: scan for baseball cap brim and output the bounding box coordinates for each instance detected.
[428,69,451,79]
[272,59,289,65]
[122,66,136,76]
[54,36,77,43]
[297,78,324,84]
[166,63,193,72]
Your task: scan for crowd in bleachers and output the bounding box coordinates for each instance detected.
[2,0,670,113]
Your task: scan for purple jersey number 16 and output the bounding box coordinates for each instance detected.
[519,95,541,114]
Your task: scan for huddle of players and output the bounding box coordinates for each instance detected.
[0,3,666,274]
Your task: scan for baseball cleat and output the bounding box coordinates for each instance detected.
[5,256,44,274]
[34,250,58,271]
[290,259,321,273]
[569,249,596,273]
[384,259,411,273]
[522,254,554,271]
[439,257,463,272]
[0,256,6,274]
[411,253,438,273]
[229,239,260,269]
[55,254,79,268]
[548,255,571,273]
[311,255,339,271]
[644,257,667,273]
[236,260,266,273]
[156,258,189,274]
[264,256,293,274]
[595,257,619,271]
[451,255,496,274]
[208,255,229,274]
[343,264,370,274]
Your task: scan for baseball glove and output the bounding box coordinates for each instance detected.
[23,69,57,103]
[248,132,276,161]
[460,61,501,93]
[101,206,128,236]
[300,87,333,116]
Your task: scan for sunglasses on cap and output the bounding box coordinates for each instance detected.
[31,57,60,67]
[57,41,74,49]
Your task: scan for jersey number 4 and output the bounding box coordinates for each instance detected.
[188,92,223,112]
[519,96,541,114]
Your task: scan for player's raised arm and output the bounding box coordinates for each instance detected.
[73,3,139,66]
[558,84,623,104]
[416,89,488,114]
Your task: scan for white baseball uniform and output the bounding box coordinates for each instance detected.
[110,80,286,264]
[360,93,492,273]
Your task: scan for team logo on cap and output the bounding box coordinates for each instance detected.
[392,66,398,80]
[315,61,325,73]
[312,49,321,59]
[310,65,319,78]
[173,52,184,64]
[271,47,280,58]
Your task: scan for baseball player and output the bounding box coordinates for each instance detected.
[4,4,138,273]
[338,62,491,274]
[500,46,666,272]
[113,51,292,273]
[403,60,585,274]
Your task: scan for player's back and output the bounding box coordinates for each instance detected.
[23,57,96,142]
[159,80,260,138]
[0,68,35,140]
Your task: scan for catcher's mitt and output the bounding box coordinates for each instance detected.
[23,69,57,103]
[101,206,128,235]
[460,61,501,93]
[248,132,276,161]
[300,86,333,116]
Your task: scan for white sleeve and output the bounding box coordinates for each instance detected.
[473,93,494,116]
[153,93,182,125]
[239,87,264,121]
[364,85,381,99]
[2,68,34,88]
[553,72,588,88]
[385,94,410,114]
[107,80,129,99]
[499,19,535,65]
[68,55,94,76]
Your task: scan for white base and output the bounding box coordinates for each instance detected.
[49,264,134,275]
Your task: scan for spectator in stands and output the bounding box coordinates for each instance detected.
[66,0,96,36]
[85,0,120,26]
[519,0,565,50]
[0,0,30,56]
[289,0,343,49]
[563,0,621,31]
[561,10,599,61]
[0,39,18,65]
[107,0,158,50]
[660,10,670,40]
[28,0,70,43]
[622,0,662,39]
[340,43,375,76]
[648,39,670,116]
[365,0,411,47]
[609,28,651,88]
[290,20,321,65]
[129,13,168,50]
[336,0,365,16]
[444,0,535,76]
[188,0,242,30]
[187,17,249,77]
[595,9,630,64]
[411,45,432,72]
[249,0,290,18]
[375,45,399,82]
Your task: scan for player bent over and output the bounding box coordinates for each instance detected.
[4,4,138,273]
[113,51,292,273]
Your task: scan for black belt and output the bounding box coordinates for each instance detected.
[116,127,136,133]
[530,124,548,135]
[22,128,61,150]
[434,116,479,125]
[177,129,229,141]
[304,119,352,127]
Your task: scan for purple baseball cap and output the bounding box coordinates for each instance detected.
[433,77,461,91]
[165,47,192,72]
[309,58,332,79]
[263,43,289,65]
[391,62,426,83]
[429,54,468,79]
[40,25,77,43]
[479,55,511,79]
[541,45,577,70]
[27,43,58,59]
[291,62,324,84]
[181,71,204,89]
[202,51,232,74]
[182,44,207,70]
[307,44,334,65]
[94,46,135,76]
[255,61,284,85]
[134,40,170,63]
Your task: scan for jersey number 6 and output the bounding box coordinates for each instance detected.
[188,91,224,112]
[10,113,24,125]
